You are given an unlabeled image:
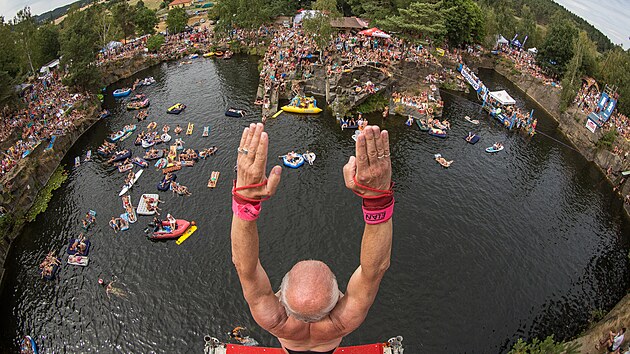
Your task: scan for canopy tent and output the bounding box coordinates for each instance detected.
[104,41,123,51]
[489,90,516,105]
[527,47,538,54]
[39,58,60,74]
[496,35,509,45]
[358,27,391,39]
[512,39,522,47]
[293,10,318,25]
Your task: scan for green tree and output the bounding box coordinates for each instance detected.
[380,0,452,42]
[443,0,484,46]
[112,1,137,41]
[537,19,578,77]
[135,6,158,35]
[559,31,598,111]
[214,0,276,31]
[597,49,630,116]
[34,24,61,69]
[302,0,340,61]
[12,7,38,75]
[167,7,189,34]
[146,34,165,51]
[347,0,395,21]
[59,7,101,91]
[93,4,117,47]
[0,17,20,106]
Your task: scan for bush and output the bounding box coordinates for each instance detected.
[508,335,581,354]
[147,34,165,52]
[596,129,618,149]
[27,166,68,222]
[355,93,389,114]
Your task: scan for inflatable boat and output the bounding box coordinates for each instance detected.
[281,105,322,114]
[113,88,132,98]
[20,335,38,354]
[151,219,191,240]
[282,154,304,168]
[485,145,504,153]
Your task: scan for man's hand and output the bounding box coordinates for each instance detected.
[236,123,282,199]
[342,126,392,197]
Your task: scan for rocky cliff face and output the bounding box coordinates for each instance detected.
[491,60,629,214]
[100,55,163,87]
[0,101,100,286]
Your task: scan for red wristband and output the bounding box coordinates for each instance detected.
[232,197,261,221]
[362,197,394,224]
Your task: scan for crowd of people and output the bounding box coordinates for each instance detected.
[608,112,630,140]
[497,45,561,88]
[391,90,444,119]
[1,73,88,184]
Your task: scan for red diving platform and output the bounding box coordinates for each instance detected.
[204,336,404,354]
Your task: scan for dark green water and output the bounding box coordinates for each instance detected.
[0,58,628,353]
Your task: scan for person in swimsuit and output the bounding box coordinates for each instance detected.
[231,123,393,354]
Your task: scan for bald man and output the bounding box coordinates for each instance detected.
[231,123,394,353]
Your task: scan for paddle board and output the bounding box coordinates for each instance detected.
[119,169,144,196]
[176,225,198,245]
[622,170,630,176]
[272,110,283,118]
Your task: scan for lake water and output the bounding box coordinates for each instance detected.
[1,58,628,353]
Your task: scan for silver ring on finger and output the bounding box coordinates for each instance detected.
[242,148,249,154]
[384,153,390,157]
[237,147,244,153]
[377,155,384,159]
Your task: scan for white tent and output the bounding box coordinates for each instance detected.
[489,90,516,105]
[104,41,123,50]
[39,58,60,74]
[496,35,509,45]
[528,47,538,54]
[293,10,319,25]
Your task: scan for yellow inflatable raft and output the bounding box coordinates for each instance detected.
[280,105,322,114]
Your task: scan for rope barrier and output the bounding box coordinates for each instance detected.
[530,129,583,153]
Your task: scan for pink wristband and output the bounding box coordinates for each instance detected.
[362,197,395,224]
[232,197,261,221]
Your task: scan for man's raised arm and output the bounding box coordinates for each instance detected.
[230,123,285,331]
[332,126,394,333]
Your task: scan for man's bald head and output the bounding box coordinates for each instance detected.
[279,260,340,323]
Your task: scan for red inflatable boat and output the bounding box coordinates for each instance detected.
[151,219,190,240]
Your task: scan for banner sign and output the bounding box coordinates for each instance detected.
[601,97,617,120]
[585,117,598,133]
[598,92,609,110]
[458,64,481,91]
